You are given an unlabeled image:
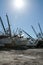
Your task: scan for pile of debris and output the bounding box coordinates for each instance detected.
[0,14,43,49]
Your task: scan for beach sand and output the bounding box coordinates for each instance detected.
[0,49,43,65]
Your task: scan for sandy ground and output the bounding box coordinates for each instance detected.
[0,49,43,65]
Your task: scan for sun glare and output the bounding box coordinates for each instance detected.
[12,0,25,10]
[10,0,30,13]
[15,0,24,9]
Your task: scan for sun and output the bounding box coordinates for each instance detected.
[15,0,24,9]
[10,0,28,12]
[13,0,25,10]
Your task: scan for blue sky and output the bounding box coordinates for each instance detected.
[0,0,43,38]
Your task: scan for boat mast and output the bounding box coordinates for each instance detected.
[0,17,7,35]
[22,29,34,40]
[6,14,11,37]
[38,23,43,37]
[31,25,38,38]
